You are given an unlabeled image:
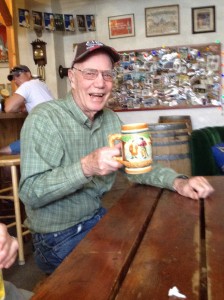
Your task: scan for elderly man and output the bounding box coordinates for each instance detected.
[0,223,33,299]
[19,40,214,275]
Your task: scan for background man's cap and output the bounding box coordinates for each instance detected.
[7,65,31,81]
[72,40,120,66]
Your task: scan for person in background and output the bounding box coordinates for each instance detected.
[19,40,214,275]
[0,223,18,269]
[0,65,54,155]
[0,223,33,299]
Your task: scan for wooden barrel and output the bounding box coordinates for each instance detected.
[158,115,192,133]
[149,122,192,176]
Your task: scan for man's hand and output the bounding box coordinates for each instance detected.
[0,223,18,268]
[173,176,214,200]
[81,144,123,177]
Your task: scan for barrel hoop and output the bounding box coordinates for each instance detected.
[152,140,189,147]
[148,124,187,131]
[154,153,190,160]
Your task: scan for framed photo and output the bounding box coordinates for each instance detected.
[44,12,55,31]
[76,15,86,32]
[145,5,179,37]
[18,8,30,28]
[108,14,135,39]
[192,6,216,34]
[0,24,8,64]
[86,15,96,31]
[32,11,43,28]
[64,14,75,31]
[54,14,65,31]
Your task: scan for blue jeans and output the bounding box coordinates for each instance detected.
[9,140,20,154]
[32,207,107,274]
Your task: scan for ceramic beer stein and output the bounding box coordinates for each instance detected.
[108,123,152,174]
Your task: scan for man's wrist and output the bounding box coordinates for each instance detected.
[173,176,188,191]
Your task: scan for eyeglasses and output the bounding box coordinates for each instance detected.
[72,67,116,82]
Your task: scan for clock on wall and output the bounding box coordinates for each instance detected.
[31,39,47,66]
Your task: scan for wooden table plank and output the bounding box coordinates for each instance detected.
[31,184,162,300]
[204,176,224,300]
[116,189,200,300]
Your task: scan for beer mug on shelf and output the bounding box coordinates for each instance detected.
[0,270,5,300]
[108,123,152,174]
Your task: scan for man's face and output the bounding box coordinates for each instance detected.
[12,72,31,87]
[68,51,114,120]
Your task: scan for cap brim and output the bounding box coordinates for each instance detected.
[7,75,13,81]
[7,70,28,81]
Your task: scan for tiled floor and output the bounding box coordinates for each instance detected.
[3,172,131,293]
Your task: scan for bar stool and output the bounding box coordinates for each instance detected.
[0,154,30,265]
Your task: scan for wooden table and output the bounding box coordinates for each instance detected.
[32,176,223,300]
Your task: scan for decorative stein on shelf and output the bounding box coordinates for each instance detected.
[109,123,152,174]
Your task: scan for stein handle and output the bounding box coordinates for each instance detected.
[108,133,123,163]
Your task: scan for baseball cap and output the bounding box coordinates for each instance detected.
[7,65,31,81]
[71,40,120,66]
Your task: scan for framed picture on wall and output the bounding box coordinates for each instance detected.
[86,15,96,31]
[145,5,179,37]
[0,24,8,64]
[108,14,135,39]
[76,15,86,31]
[44,12,55,31]
[54,14,65,31]
[192,6,216,34]
[64,14,75,32]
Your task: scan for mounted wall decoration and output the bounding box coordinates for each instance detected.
[18,9,95,35]
[107,43,221,111]
[54,14,65,31]
[64,14,75,32]
[0,24,8,65]
[18,8,30,28]
[32,11,43,37]
[145,5,179,37]
[108,14,135,39]
[31,39,47,81]
[44,12,55,31]
[58,65,69,78]
[192,6,216,34]
[76,15,86,32]
[86,15,96,32]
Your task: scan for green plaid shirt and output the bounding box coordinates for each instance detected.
[19,91,179,233]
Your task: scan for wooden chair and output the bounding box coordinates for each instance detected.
[0,155,30,265]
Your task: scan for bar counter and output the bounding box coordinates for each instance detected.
[0,112,27,148]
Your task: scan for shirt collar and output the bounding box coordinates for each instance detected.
[66,91,104,129]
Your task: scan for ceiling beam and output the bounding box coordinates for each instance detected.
[0,0,12,26]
